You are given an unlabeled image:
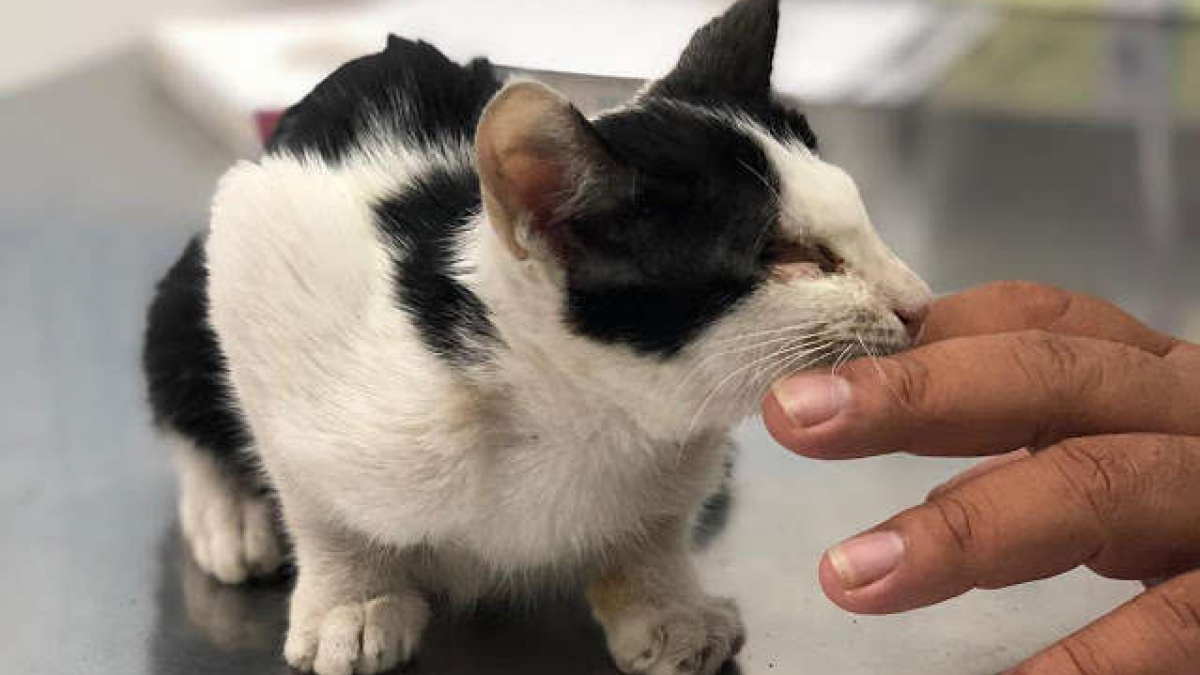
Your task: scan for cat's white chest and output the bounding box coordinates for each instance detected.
[261,363,723,578]
[452,425,712,567]
[405,401,724,574]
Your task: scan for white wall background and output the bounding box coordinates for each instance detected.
[0,0,350,94]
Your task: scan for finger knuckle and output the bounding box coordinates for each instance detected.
[1014,331,1092,394]
[1057,637,1114,675]
[926,494,987,560]
[1048,438,1133,523]
[1011,637,1111,675]
[1145,584,1200,655]
[988,281,1072,326]
[1008,331,1101,445]
[893,356,933,413]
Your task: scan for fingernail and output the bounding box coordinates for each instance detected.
[771,375,852,428]
[826,532,905,590]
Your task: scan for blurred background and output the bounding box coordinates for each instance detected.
[2,1,1197,675]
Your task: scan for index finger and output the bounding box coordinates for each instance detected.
[764,330,1200,459]
[921,281,1177,356]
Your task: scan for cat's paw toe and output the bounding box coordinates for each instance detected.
[285,594,430,675]
[178,468,284,584]
[605,597,744,675]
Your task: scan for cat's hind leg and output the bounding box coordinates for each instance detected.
[171,434,285,584]
[144,236,286,583]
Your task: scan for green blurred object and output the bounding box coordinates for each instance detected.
[934,17,1102,117]
[946,0,1200,17]
[932,13,1200,123]
[1179,28,1200,116]
[948,0,1103,11]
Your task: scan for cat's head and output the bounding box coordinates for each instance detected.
[475,0,930,429]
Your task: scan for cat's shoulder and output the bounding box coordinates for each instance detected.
[266,35,502,162]
[204,142,489,361]
[205,154,394,341]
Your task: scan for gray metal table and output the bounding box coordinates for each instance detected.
[3,22,1198,674]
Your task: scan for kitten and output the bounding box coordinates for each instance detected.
[142,1,931,674]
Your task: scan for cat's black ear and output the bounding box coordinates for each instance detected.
[649,0,779,105]
[476,81,626,260]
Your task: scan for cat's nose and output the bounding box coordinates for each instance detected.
[894,304,929,342]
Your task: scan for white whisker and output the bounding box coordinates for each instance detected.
[855,331,912,412]
[671,333,830,400]
[707,323,830,345]
[731,341,789,415]
[747,344,841,420]
[737,336,843,409]
[831,343,856,376]
[768,342,835,385]
[685,333,829,374]
[680,342,837,443]
[671,327,837,399]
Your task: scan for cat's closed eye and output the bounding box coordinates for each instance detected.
[762,238,843,277]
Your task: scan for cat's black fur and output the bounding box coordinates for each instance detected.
[267,36,501,162]
[375,166,499,366]
[514,0,817,355]
[565,103,781,355]
[143,237,257,479]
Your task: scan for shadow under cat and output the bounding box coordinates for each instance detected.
[151,492,744,675]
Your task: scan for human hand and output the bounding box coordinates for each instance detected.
[763,281,1200,673]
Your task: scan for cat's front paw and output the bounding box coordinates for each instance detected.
[284,593,431,675]
[602,596,744,675]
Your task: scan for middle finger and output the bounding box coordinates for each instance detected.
[819,434,1200,615]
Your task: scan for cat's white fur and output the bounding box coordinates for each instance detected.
[201,93,928,675]
[744,122,929,312]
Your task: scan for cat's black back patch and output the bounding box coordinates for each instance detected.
[267,35,502,163]
[143,237,258,481]
[267,35,502,365]
[375,164,498,366]
[562,101,782,356]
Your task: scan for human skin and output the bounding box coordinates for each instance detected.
[764,281,1200,674]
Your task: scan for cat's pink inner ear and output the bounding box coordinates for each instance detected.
[497,152,565,225]
[476,82,580,259]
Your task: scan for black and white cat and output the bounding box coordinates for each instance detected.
[143,1,930,674]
